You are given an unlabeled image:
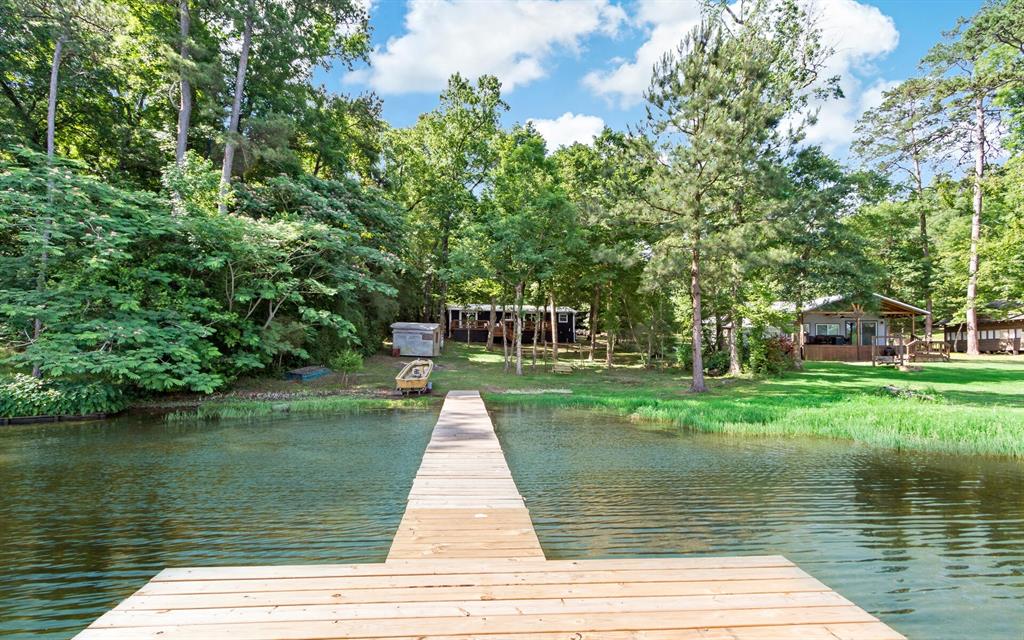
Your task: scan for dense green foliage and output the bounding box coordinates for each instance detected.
[0,149,402,393]
[0,374,126,417]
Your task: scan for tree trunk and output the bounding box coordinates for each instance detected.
[514,283,524,376]
[532,289,541,368]
[501,301,510,372]
[437,229,450,337]
[47,37,63,160]
[175,0,192,164]
[486,297,496,351]
[33,33,66,378]
[606,330,614,369]
[218,10,252,215]
[549,292,559,363]
[966,95,984,356]
[646,320,654,369]
[793,306,804,370]
[911,142,933,340]
[421,275,432,322]
[727,317,741,376]
[690,245,706,392]
[588,285,599,362]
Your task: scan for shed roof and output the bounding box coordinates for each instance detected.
[448,304,578,314]
[391,322,440,331]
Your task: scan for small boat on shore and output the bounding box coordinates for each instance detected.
[395,359,434,395]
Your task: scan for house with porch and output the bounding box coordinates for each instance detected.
[777,293,934,362]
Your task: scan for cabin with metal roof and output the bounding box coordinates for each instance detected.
[446,304,577,344]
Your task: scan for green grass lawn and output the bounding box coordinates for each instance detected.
[204,342,1024,458]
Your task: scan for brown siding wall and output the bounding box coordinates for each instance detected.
[946,338,1021,354]
[803,344,871,362]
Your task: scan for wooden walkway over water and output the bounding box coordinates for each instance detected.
[75,390,905,639]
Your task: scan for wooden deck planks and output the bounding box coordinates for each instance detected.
[73,390,906,640]
[388,390,545,561]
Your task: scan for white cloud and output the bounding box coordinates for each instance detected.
[859,79,901,113]
[584,0,900,152]
[583,0,703,108]
[801,0,900,151]
[347,0,625,94]
[529,112,606,150]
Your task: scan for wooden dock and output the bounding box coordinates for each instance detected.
[74,390,905,640]
[388,390,543,560]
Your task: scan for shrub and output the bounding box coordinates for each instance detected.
[330,350,364,386]
[703,350,731,376]
[0,374,127,418]
[748,334,795,376]
[671,340,693,370]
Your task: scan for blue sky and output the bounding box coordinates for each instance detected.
[318,0,981,158]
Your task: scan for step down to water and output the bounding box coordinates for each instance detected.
[74,390,905,640]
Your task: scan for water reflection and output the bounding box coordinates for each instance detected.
[0,411,434,639]
[494,405,1024,640]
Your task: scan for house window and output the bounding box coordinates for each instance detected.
[815,323,839,336]
[558,313,568,323]
[844,320,856,337]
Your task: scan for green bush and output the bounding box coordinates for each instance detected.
[748,334,795,376]
[0,374,127,418]
[703,350,731,376]
[671,339,693,370]
[330,350,364,386]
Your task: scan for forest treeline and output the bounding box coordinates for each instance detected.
[0,0,1021,397]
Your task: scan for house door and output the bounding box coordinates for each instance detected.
[861,321,877,346]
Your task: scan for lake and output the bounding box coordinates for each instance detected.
[494,405,1024,640]
[1,405,1022,639]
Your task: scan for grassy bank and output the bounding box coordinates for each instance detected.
[214,343,1024,458]
[165,394,431,421]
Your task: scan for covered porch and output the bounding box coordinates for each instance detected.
[797,294,933,363]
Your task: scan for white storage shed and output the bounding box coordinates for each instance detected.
[390,322,442,357]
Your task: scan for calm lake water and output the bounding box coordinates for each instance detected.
[0,411,435,639]
[493,406,1024,640]
[1,406,1022,639]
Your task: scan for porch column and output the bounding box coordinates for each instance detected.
[856,316,862,361]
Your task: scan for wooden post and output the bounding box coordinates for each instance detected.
[486,298,496,351]
[856,316,862,362]
[549,292,559,363]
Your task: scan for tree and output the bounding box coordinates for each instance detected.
[218,1,252,213]
[386,74,507,334]
[216,0,370,213]
[922,6,1016,354]
[854,79,949,337]
[635,0,831,390]
[176,0,192,164]
[774,148,878,364]
[476,125,575,375]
